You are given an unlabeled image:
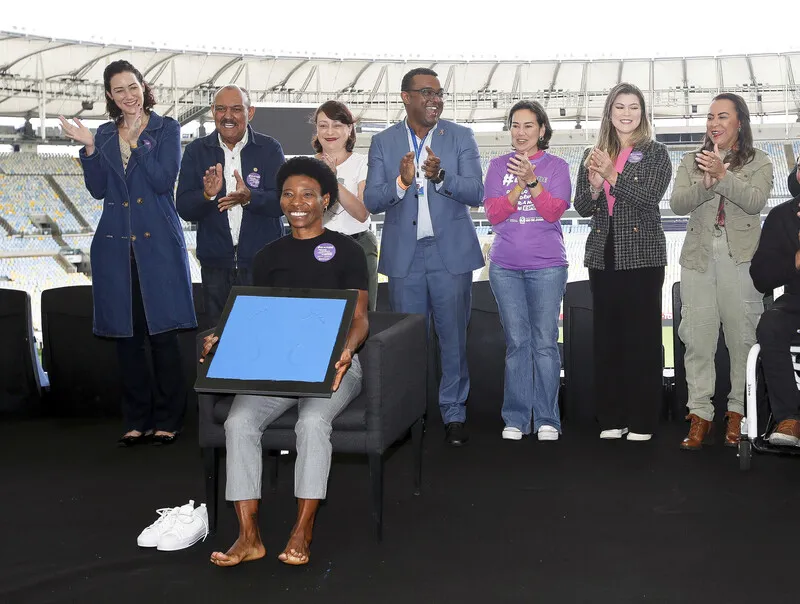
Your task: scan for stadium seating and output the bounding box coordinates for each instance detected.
[0,175,82,233]
[54,175,102,229]
[0,235,60,254]
[752,142,788,202]
[0,153,82,176]
[61,234,94,252]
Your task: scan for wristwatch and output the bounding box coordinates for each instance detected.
[526,178,539,189]
[430,169,445,185]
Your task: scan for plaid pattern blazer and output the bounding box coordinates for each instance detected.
[573,140,671,271]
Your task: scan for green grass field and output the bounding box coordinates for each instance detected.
[558,326,675,368]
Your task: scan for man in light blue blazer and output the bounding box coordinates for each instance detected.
[364,68,484,446]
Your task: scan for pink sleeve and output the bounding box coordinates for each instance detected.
[532,189,569,223]
[484,195,516,225]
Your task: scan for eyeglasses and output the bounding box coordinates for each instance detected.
[406,88,448,100]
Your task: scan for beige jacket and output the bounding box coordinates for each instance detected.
[670,148,773,271]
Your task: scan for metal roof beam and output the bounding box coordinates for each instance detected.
[338,62,371,93]
[208,56,245,86]
[142,53,182,80]
[478,62,500,92]
[543,61,562,108]
[271,60,309,91]
[682,58,690,117]
[784,55,800,113]
[0,42,75,73]
[355,65,387,120]
[746,55,764,115]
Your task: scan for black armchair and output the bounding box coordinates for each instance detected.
[198,311,428,541]
[0,289,42,415]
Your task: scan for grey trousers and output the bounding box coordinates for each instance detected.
[679,229,763,420]
[224,356,363,501]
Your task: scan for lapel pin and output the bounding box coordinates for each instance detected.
[438,129,444,136]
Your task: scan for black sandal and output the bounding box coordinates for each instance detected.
[151,432,179,446]
[117,432,153,447]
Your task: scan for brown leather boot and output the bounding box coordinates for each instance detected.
[724,412,744,447]
[680,414,714,450]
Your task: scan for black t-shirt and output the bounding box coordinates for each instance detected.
[252,229,368,292]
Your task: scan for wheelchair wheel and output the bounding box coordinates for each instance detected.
[739,439,752,471]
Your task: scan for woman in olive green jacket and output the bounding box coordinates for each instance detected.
[670,93,773,451]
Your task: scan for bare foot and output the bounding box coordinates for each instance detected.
[278,530,311,566]
[210,536,266,567]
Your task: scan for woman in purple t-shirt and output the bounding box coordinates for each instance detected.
[484,101,571,441]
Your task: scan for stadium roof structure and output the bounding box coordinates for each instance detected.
[3,31,800,126]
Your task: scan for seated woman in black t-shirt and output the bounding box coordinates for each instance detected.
[202,156,369,567]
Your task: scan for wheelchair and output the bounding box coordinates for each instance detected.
[739,341,800,470]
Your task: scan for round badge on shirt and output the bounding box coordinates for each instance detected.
[314,243,336,262]
[628,151,644,163]
[246,172,261,187]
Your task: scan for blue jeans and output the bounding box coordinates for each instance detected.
[489,262,567,434]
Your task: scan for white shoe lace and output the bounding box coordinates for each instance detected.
[166,508,209,543]
[145,507,180,532]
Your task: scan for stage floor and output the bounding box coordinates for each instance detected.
[2,407,798,603]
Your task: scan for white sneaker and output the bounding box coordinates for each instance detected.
[502,426,523,440]
[537,425,559,441]
[137,500,195,548]
[157,503,209,551]
[627,432,652,441]
[600,428,629,439]
[768,432,800,446]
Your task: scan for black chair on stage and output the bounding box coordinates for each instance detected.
[41,283,207,417]
[41,285,121,415]
[562,280,595,423]
[197,311,427,541]
[0,289,42,414]
[376,281,441,420]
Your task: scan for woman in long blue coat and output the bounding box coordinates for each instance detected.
[59,60,196,446]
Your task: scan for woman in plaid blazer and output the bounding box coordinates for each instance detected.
[574,82,671,442]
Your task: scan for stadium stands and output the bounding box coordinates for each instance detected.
[0,235,61,254]
[61,234,94,252]
[0,175,82,233]
[0,153,81,176]
[54,175,102,229]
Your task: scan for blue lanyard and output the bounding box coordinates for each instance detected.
[408,125,426,165]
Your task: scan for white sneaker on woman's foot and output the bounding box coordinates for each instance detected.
[599,428,629,439]
[502,427,523,440]
[627,432,652,441]
[537,425,559,441]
